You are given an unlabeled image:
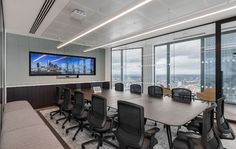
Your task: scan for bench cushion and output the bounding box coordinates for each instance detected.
[4,101,32,113]
[0,125,64,149]
[1,100,64,149]
[2,109,44,133]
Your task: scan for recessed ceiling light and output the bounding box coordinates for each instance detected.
[84,4,236,52]
[72,9,86,16]
[57,0,153,49]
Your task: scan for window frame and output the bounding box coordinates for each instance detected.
[111,47,144,91]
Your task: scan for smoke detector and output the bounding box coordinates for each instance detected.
[71,9,86,20]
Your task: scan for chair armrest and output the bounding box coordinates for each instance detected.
[108,113,118,119]
[177,131,201,140]
[145,127,160,137]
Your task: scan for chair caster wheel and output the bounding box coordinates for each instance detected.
[154,122,157,126]
[62,126,65,129]
[82,146,85,149]
[50,117,53,120]
[56,121,59,124]
[72,137,76,141]
[112,136,115,140]
[66,130,69,134]
[91,133,94,137]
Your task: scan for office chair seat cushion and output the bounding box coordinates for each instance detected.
[73,111,88,121]
[144,127,160,137]
[57,99,64,105]
[173,133,204,149]
[93,120,112,133]
[187,117,203,133]
[62,104,73,111]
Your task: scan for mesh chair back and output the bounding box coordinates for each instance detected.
[148,86,163,98]
[202,103,222,149]
[55,86,64,101]
[130,84,142,94]
[172,88,192,104]
[216,96,235,138]
[88,94,107,128]
[61,87,71,109]
[73,91,85,114]
[115,83,124,91]
[116,101,145,148]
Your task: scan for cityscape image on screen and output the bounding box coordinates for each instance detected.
[30,52,95,75]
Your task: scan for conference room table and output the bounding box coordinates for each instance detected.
[79,89,209,149]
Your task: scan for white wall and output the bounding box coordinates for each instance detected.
[6,33,107,87]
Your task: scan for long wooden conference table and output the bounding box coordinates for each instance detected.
[79,89,209,149]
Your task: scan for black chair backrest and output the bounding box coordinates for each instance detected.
[172,88,192,104]
[115,83,124,91]
[88,94,107,128]
[61,87,71,109]
[55,86,64,101]
[73,91,85,114]
[216,96,235,138]
[202,103,222,149]
[130,84,142,94]
[116,101,145,148]
[148,86,163,98]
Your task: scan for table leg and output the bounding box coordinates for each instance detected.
[165,125,173,149]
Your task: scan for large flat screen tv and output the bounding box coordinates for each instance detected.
[29,52,96,76]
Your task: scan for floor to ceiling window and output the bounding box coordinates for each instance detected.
[123,48,143,89]
[203,36,216,89]
[111,48,143,90]
[154,45,168,87]
[220,21,236,121]
[170,39,201,93]
[111,50,122,87]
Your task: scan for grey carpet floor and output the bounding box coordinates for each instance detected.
[40,107,178,149]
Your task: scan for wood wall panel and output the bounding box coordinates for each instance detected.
[7,81,110,109]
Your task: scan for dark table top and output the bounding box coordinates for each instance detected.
[80,89,209,126]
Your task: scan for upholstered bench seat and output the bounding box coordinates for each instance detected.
[2,109,44,133]
[0,100,64,149]
[3,101,32,113]
[0,125,64,149]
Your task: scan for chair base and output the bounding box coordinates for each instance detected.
[56,112,71,129]
[66,122,89,140]
[82,133,117,149]
[50,109,65,119]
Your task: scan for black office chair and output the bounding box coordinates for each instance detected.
[56,87,74,129]
[65,91,89,140]
[50,86,65,119]
[115,83,124,91]
[173,103,223,149]
[172,88,192,104]
[81,94,117,149]
[130,84,142,94]
[115,101,159,149]
[148,86,163,98]
[215,96,235,140]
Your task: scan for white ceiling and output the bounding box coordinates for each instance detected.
[3,0,236,49]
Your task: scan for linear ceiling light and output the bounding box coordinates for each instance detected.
[84,4,236,52]
[57,0,152,49]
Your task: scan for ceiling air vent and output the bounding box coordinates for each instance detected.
[29,0,56,34]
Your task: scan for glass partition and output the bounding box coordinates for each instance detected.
[123,48,142,89]
[170,39,201,93]
[0,0,5,131]
[111,48,143,90]
[111,50,122,87]
[221,21,236,121]
[154,45,168,87]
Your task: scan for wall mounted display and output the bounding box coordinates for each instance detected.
[29,52,96,76]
